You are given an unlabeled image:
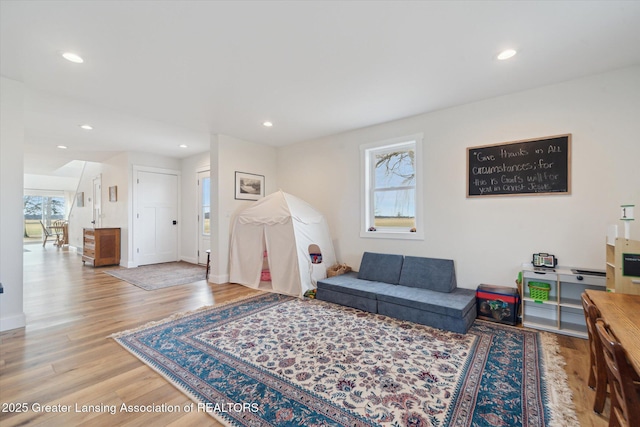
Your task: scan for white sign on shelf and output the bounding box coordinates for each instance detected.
[621,204,635,221]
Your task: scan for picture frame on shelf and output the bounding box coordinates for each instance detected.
[235,172,264,201]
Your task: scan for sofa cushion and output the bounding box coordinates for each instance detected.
[318,272,393,300]
[316,287,378,313]
[378,300,476,334]
[398,256,457,293]
[357,252,404,284]
[376,286,476,318]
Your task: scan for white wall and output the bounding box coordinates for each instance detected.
[276,66,640,289]
[210,134,278,283]
[69,151,181,267]
[180,151,210,264]
[24,174,80,193]
[68,161,102,249]
[69,156,128,251]
[0,77,26,331]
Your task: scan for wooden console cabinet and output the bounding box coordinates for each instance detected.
[82,228,121,267]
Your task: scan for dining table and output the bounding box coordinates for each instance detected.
[585,289,640,375]
[50,223,68,247]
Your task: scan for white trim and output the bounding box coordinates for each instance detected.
[360,134,424,240]
[23,189,66,196]
[181,256,198,264]
[0,312,27,332]
[209,273,229,285]
[196,169,211,265]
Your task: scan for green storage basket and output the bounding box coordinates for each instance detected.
[528,281,551,301]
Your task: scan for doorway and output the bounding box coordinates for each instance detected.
[133,166,180,266]
[92,175,102,228]
[197,170,211,265]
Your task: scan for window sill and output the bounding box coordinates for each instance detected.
[359,230,424,240]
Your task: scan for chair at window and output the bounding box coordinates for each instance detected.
[582,292,608,413]
[39,220,60,247]
[595,319,640,427]
[52,220,68,246]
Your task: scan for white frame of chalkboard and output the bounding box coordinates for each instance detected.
[466,134,571,198]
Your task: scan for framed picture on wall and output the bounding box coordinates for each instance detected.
[109,186,118,202]
[235,172,264,201]
[77,192,84,207]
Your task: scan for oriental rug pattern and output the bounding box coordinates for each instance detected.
[112,293,577,427]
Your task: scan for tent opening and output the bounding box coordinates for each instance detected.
[261,249,271,282]
[309,244,323,264]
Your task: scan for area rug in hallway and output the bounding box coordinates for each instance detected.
[104,261,206,290]
[112,293,577,427]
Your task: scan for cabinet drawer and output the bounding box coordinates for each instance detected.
[84,242,95,251]
[523,270,557,281]
[83,248,95,258]
[558,274,605,287]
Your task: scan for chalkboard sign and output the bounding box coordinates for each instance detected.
[623,253,640,277]
[467,134,571,197]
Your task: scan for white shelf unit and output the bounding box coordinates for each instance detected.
[521,265,606,339]
[606,238,640,294]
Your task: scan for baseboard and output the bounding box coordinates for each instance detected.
[209,274,229,284]
[181,256,198,265]
[0,312,27,332]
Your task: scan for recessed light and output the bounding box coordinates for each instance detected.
[62,52,84,63]
[79,124,93,130]
[179,144,188,148]
[263,121,273,127]
[497,49,517,60]
[57,145,68,149]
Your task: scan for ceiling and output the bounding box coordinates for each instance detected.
[2,1,640,176]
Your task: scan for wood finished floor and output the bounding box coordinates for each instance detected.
[1,245,609,426]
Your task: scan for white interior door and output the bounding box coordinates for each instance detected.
[92,176,102,228]
[135,169,179,265]
[197,170,211,265]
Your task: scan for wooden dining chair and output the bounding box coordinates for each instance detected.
[595,319,640,427]
[52,220,68,246]
[582,292,608,413]
[39,220,59,247]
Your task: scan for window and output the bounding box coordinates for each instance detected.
[361,134,423,239]
[23,193,66,239]
[201,176,211,236]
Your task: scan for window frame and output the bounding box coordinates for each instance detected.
[200,176,211,237]
[360,133,424,240]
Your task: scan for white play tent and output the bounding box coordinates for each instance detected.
[229,190,336,298]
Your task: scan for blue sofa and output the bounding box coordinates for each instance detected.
[316,252,477,333]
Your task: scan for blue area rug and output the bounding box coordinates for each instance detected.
[112,293,577,426]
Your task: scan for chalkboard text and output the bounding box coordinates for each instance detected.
[467,135,571,197]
